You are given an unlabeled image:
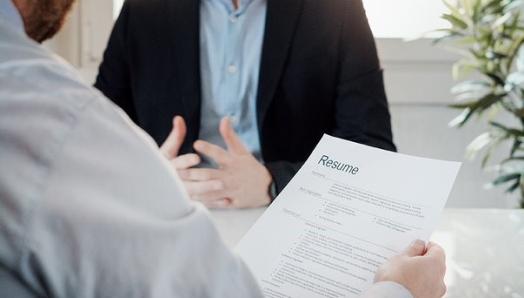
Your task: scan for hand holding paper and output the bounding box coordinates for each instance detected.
[374,240,447,298]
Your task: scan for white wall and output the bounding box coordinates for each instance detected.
[44,0,519,208]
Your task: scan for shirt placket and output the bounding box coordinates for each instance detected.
[221,7,243,129]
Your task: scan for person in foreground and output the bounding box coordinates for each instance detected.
[0,0,446,297]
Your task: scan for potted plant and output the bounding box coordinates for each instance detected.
[437,0,524,207]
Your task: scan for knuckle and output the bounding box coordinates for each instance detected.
[440,282,447,296]
[192,194,205,201]
[212,180,224,191]
[193,156,201,164]
[188,170,199,180]
[224,198,234,207]
[441,263,447,275]
[185,186,197,195]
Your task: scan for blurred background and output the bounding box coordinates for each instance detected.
[45,0,520,208]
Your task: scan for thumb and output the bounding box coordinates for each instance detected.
[403,239,426,257]
[424,242,446,262]
[219,117,248,155]
[160,116,187,158]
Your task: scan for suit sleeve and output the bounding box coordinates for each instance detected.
[332,0,396,152]
[265,0,395,197]
[94,0,138,122]
[265,161,304,197]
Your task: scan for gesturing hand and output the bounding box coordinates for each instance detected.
[160,116,202,178]
[177,117,273,209]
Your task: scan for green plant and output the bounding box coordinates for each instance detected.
[437,0,524,207]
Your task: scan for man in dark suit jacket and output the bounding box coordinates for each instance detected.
[95,0,396,209]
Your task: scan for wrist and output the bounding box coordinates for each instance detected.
[261,166,274,206]
[268,181,277,201]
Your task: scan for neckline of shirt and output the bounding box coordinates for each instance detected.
[205,0,261,17]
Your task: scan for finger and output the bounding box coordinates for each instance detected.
[184,180,225,196]
[403,239,426,257]
[193,140,231,165]
[219,117,249,155]
[204,198,233,209]
[425,242,446,270]
[192,190,230,203]
[178,168,223,181]
[171,154,201,170]
[160,116,187,158]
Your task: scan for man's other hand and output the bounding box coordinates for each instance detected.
[374,240,447,298]
[178,117,273,209]
[161,116,202,177]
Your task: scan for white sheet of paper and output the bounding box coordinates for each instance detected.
[236,134,461,298]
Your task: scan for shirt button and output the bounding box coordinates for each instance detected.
[229,15,238,23]
[229,114,239,124]
[227,64,238,74]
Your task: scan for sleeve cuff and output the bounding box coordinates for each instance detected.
[361,282,413,298]
[268,181,277,201]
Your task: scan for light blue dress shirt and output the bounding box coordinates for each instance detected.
[0,0,23,32]
[199,0,266,164]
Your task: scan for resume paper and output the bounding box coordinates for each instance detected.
[236,135,461,298]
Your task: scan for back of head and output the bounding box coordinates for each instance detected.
[12,0,76,43]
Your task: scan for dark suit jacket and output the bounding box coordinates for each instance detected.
[94,0,396,195]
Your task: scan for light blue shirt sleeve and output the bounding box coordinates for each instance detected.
[199,0,266,166]
[0,18,263,298]
[0,0,24,32]
[361,282,414,298]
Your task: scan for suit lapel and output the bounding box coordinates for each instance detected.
[166,0,201,142]
[256,0,304,129]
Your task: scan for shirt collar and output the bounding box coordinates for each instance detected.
[0,0,24,33]
[208,0,257,15]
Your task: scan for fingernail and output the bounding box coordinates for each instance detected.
[411,239,426,248]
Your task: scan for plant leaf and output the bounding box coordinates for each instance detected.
[451,80,491,95]
[485,72,506,85]
[442,13,469,29]
[492,11,513,29]
[490,121,524,137]
[517,47,524,71]
[453,60,479,79]
[504,0,524,13]
[492,172,521,185]
[501,156,524,165]
[449,108,474,127]
[511,139,523,157]
[507,72,524,87]
[444,0,464,19]
[506,179,521,192]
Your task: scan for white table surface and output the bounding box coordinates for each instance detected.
[210,208,524,298]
